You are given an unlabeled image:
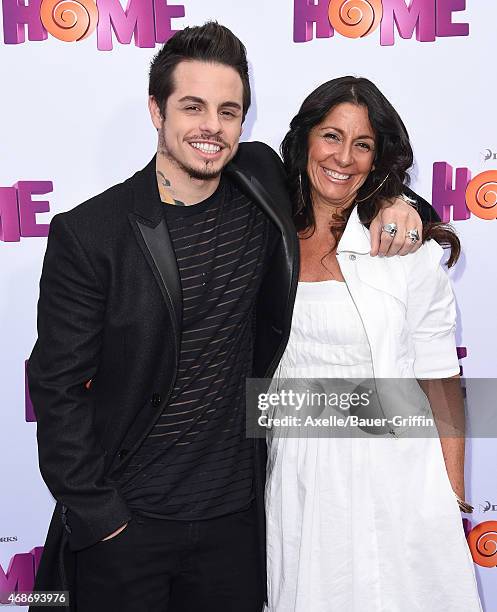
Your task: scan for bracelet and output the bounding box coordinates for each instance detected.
[400,193,418,208]
[456,495,474,513]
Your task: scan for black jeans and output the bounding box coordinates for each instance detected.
[74,503,263,612]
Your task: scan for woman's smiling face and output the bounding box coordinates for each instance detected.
[306,102,376,210]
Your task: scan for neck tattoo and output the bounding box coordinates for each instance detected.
[156,171,186,206]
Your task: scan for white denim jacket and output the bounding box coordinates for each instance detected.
[326,206,460,435]
[268,207,460,436]
[336,206,460,381]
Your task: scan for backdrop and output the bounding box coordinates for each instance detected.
[1,0,496,609]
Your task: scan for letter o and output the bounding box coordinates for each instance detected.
[328,0,383,39]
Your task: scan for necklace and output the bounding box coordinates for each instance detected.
[320,256,337,280]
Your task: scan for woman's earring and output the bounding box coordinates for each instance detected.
[297,173,305,214]
[355,172,390,203]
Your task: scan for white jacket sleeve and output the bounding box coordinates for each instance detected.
[401,239,460,379]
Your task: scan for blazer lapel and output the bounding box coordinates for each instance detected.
[226,162,299,377]
[225,162,298,272]
[127,157,298,355]
[128,156,182,342]
[336,206,371,255]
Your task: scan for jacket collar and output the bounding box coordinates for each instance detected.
[128,152,297,297]
[130,154,294,240]
[336,205,371,255]
[224,161,296,239]
[336,205,408,306]
[130,155,164,226]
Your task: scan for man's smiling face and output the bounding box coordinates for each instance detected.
[150,60,244,181]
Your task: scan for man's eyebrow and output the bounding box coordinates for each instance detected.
[177,96,242,111]
[178,96,206,105]
[319,125,375,140]
[220,101,242,111]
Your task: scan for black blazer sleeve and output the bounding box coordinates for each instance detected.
[403,185,441,223]
[27,214,131,551]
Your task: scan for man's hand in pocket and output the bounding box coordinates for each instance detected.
[101,522,128,541]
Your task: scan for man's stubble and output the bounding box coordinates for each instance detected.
[158,122,228,181]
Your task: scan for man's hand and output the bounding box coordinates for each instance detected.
[370,196,423,257]
[101,522,128,541]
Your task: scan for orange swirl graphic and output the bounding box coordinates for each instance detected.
[467,521,497,567]
[466,170,497,220]
[40,0,98,42]
[328,0,383,39]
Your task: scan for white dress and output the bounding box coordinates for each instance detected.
[265,280,482,612]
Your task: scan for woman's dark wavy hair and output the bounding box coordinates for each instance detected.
[281,76,460,266]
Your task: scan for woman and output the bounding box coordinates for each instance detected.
[265,77,482,611]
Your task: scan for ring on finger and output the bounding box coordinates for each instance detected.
[382,223,398,238]
[406,229,420,244]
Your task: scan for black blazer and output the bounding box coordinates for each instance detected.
[27,142,298,606]
[27,141,437,608]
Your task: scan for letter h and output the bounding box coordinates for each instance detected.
[294,0,333,43]
[2,0,47,44]
[432,161,471,222]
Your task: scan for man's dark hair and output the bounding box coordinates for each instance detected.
[149,22,251,120]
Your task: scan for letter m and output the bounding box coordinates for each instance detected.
[0,553,35,603]
[380,0,436,46]
[96,0,155,51]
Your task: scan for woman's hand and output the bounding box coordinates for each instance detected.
[370,196,423,257]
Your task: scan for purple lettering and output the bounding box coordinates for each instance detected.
[16,181,52,237]
[96,0,155,51]
[0,187,20,242]
[32,547,44,576]
[293,0,333,43]
[432,161,471,222]
[456,346,467,376]
[2,0,46,44]
[153,0,185,44]
[0,553,35,603]
[436,0,469,37]
[380,0,436,46]
[25,360,36,422]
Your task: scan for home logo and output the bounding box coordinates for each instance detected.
[294,0,469,45]
[0,181,52,242]
[466,521,497,568]
[0,547,43,604]
[432,163,497,222]
[1,0,185,51]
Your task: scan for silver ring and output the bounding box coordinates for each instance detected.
[382,223,398,238]
[406,229,420,244]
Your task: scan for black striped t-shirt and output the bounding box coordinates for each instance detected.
[120,175,272,519]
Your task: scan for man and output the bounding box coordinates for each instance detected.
[28,21,436,612]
